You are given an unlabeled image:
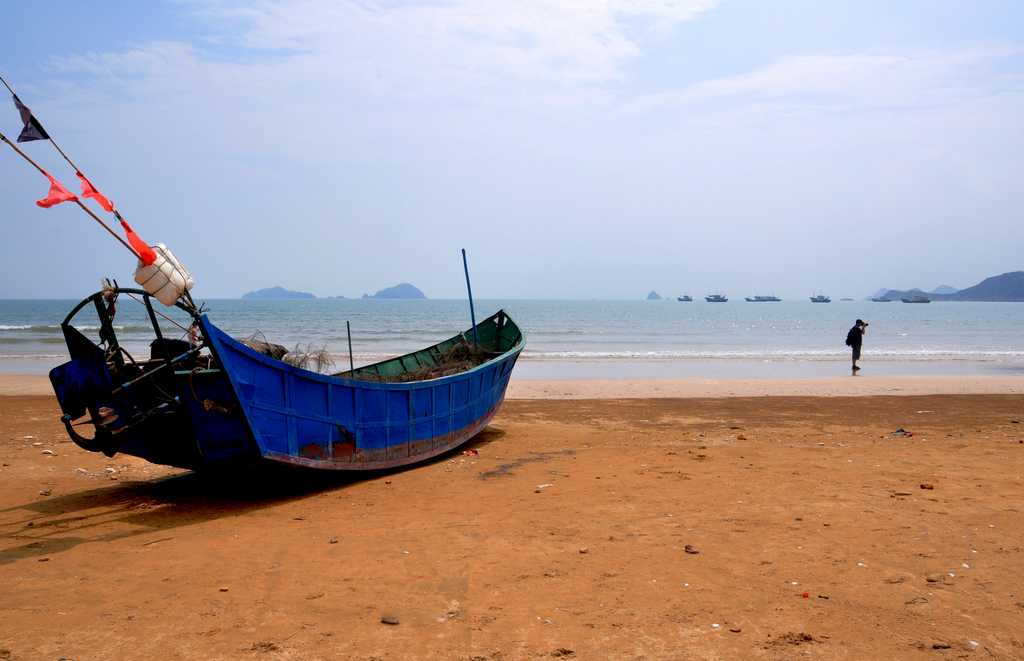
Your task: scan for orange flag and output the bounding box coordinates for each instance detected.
[76,171,114,212]
[119,219,157,265]
[36,172,78,208]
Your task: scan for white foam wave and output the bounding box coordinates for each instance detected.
[0,353,67,359]
[521,349,1024,361]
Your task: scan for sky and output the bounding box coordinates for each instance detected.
[0,0,1021,300]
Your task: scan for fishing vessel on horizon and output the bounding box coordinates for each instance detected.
[810,294,831,303]
[705,294,728,303]
[744,295,781,302]
[677,295,693,302]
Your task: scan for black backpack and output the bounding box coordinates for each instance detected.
[845,326,858,347]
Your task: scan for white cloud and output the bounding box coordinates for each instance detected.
[627,45,1024,117]
[210,0,716,79]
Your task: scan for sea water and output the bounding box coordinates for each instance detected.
[1,298,1022,377]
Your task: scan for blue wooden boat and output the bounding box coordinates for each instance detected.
[49,288,523,471]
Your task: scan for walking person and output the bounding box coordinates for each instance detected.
[846,319,868,375]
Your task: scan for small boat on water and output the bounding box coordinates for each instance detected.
[870,297,892,302]
[677,295,693,302]
[744,295,781,302]
[810,294,831,303]
[705,294,728,303]
[901,295,931,303]
[49,288,524,471]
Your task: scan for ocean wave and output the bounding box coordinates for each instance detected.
[0,353,67,359]
[521,349,1024,361]
[0,337,67,345]
[0,323,149,333]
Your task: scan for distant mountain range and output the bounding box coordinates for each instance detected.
[242,283,427,300]
[362,283,427,299]
[875,271,1024,302]
[242,286,315,300]
[646,291,662,301]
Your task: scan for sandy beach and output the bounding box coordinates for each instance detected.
[2,379,1023,660]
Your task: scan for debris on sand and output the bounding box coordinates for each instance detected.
[766,632,819,649]
[551,649,575,658]
[684,544,700,555]
[249,641,281,653]
[890,428,914,437]
[380,613,400,625]
[920,483,934,490]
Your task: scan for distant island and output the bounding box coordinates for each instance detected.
[875,271,1024,302]
[242,286,316,300]
[363,283,427,299]
[646,291,662,301]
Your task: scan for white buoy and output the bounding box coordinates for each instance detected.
[133,243,194,306]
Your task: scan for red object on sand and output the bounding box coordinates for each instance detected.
[76,171,114,212]
[802,592,809,599]
[36,172,78,208]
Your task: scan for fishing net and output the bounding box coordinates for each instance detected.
[282,344,335,373]
[347,340,497,383]
[240,331,289,361]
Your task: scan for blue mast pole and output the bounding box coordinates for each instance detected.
[461,248,479,345]
[346,320,354,373]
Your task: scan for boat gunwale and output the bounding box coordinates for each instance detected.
[202,308,525,391]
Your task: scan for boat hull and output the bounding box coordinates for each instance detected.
[203,314,521,471]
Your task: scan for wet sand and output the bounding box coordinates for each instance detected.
[2,390,1024,659]
[4,372,1024,399]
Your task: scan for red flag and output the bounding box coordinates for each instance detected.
[119,219,157,265]
[76,171,114,212]
[36,172,78,208]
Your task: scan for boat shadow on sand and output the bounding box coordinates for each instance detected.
[0,426,505,566]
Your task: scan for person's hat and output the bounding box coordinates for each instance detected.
[855,319,865,325]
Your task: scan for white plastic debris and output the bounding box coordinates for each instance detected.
[133,243,194,306]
